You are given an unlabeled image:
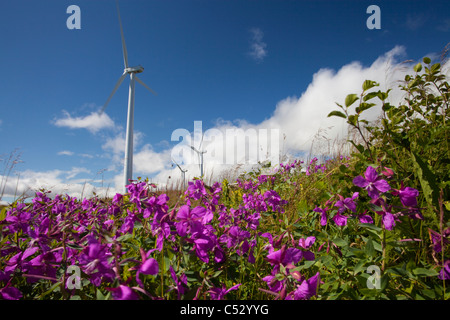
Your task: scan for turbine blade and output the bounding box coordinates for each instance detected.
[99,73,127,114]
[135,76,157,96]
[116,0,129,69]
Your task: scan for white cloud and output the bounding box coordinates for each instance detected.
[163,45,435,183]
[248,27,267,63]
[57,150,74,156]
[257,46,410,156]
[66,167,91,179]
[53,110,115,134]
[0,167,113,203]
[133,144,171,175]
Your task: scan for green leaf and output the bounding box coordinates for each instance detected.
[347,114,358,126]
[444,201,450,212]
[332,237,348,247]
[430,63,441,73]
[413,62,422,73]
[96,289,109,300]
[363,91,379,102]
[353,260,366,275]
[413,268,439,277]
[356,102,375,114]
[411,151,439,211]
[66,242,83,250]
[423,57,431,64]
[345,94,359,108]
[116,233,134,242]
[0,206,7,221]
[362,80,379,91]
[365,238,376,257]
[38,281,62,299]
[387,266,407,277]
[327,110,347,119]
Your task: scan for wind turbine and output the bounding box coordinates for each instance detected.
[190,133,207,179]
[172,158,188,190]
[99,0,157,193]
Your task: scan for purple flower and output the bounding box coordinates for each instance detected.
[291,272,320,300]
[262,275,283,293]
[261,232,276,253]
[5,205,32,234]
[5,246,39,274]
[191,230,216,263]
[333,213,348,227]
[371,198,396,230]
[264,190,286,213]
[108,285,139,300]
[208,283,241,300]
[219,226,251,256]
[139,258,159,275]
[185,180,207,200]
[353,166,391,199]
[120,209,138,234]
[392,184,419,207]
[136,248,159,288]
[112,193,123,204]
[175,205,209,237]
[0,286,22,300]
[266,245,303,268]
[335,192,359,213]
[438,260,450,281]
[380,210,396,231]
[78,241,115,286]
[169,266,188,299]
[298,236,315,261]
[357,211,374,224]
[27,250,62,283]
[313,206,328,226]
[428,228,449,254]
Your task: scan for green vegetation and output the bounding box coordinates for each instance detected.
[0,57,448,300]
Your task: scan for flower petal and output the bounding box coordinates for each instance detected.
[365,166,378,182]
[140,258,159,275]
[373,179,391,193]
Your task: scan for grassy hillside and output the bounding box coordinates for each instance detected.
[0,57,448,300]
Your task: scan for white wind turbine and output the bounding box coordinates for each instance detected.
[99,0,157,193]
[190,133,207,179]
[172,158,188,190]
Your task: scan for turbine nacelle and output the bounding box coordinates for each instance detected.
[125,65,144,74]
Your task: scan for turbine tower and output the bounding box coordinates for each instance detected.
[99,0,157,193]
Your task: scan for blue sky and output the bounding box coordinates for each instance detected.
[1,0,449,201]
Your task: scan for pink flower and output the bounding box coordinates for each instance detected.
[291,272,320,300]
[353,166,391,199]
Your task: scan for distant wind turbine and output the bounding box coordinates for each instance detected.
[99,0,157,193]
[172,158,188,190]
[190,133,207,179]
